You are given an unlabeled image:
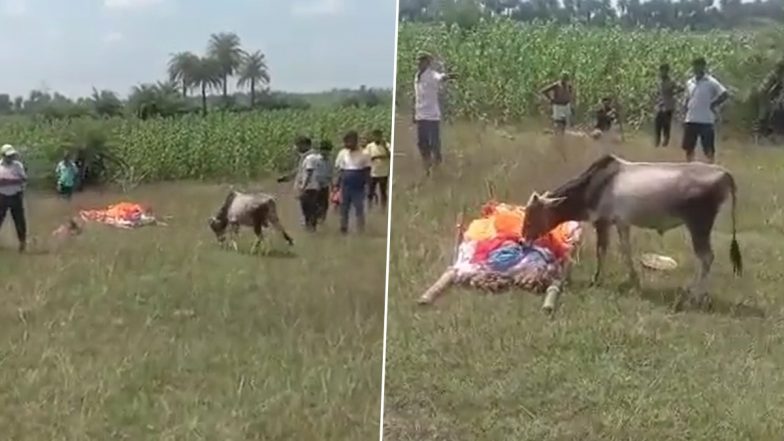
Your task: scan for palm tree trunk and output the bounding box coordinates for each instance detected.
[223,74,228,99]
[250,80,256,107]
[182,80,187,97]
[201,82,208,115]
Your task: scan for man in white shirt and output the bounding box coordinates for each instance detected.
[682,57,730,163]
[0,144,28,252]
[334,131,371,234]
[295,144,327,231]
[413,52,455,174]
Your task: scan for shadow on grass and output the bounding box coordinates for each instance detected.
[565,278,767,319]
[231,247,298,259]
[636,285,766,319]
[0,246,50,256]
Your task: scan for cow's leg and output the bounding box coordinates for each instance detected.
[250,220,264,254]
[616,223,640,287]
[685,213,717,309]
[229,222,240,252]
[591,220,610,286]
[268,212,294,246]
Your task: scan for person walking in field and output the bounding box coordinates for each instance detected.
[541,72,575,135]
[364,129,390,209]
[278,135,312,226]
[0,144,28,252]
[277,136,311,184]
[295,140,329,232]
[654,63,683,147]
[316,140,334,224]
[55,152,79,200]
[334,131,371,234]
[681,57,730,163]
[413,52,455,175]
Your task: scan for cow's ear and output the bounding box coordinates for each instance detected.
[527,192,541,206]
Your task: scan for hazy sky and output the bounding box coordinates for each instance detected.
[0,0,397,98]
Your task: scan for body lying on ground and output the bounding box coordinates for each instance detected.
[208,189,294,252]
[522,154,742,310]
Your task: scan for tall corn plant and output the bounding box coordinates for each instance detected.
[397,19,774,129]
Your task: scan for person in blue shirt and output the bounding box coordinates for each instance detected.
[55,152,79,199]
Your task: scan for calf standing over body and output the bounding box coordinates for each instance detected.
[522,154,742,308]
[209,190,294,252]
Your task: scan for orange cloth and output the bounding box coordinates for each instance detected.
[81,202,146,222]
[463,202,577,262]
[464,218,496,241]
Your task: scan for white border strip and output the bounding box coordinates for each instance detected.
[378,0,400,439]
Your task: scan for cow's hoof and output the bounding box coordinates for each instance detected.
[694,293,713,311]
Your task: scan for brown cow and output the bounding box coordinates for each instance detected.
[209,190,294,252]
[522,154,742,308]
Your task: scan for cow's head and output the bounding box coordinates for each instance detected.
[522,191,566,242]
[208,216,228,243]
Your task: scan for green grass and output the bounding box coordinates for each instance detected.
[384,115,784,440]
[0,181,387,440]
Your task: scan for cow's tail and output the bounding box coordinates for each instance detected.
[727,173,743,276]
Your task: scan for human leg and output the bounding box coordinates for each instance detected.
[681,122,699,162]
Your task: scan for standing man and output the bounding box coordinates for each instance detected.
[55,152,79,200]
[364,129,390,209]
[413,52,455,175]
[0,144,28,252]
[682,57,730,163]
[279,136,312,226]
[755,59,784,143]
[541,72,575,135]
[654,63,683,147]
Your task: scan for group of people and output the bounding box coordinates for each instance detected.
[414,50,784,169]
[0,144,81,253]
[541,57,730,163]
[282,129,390,235]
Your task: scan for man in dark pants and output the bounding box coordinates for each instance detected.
[316,140,334,224]
[682,57,730,163]
[654,63,683,147]
[413,52,455,175]
[0,144,28,252]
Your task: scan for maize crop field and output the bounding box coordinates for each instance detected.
[397,21,782,127]
[0,107,391,185]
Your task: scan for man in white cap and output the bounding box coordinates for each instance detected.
[0,144,28,252]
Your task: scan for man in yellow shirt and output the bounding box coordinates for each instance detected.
[364,129,390,209]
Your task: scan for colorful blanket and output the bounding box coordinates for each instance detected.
[451,201,582,293]
[79,202,158,229]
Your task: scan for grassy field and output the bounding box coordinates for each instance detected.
[0,181,387,440]
[384,114,784,440]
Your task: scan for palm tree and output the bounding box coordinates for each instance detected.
[192,56,223,115]
[168,52,200,97]
[237,50,271,107]
[207,32,245,100]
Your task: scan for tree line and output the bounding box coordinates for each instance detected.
[400,0,784,30]
[0,32,389,121]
